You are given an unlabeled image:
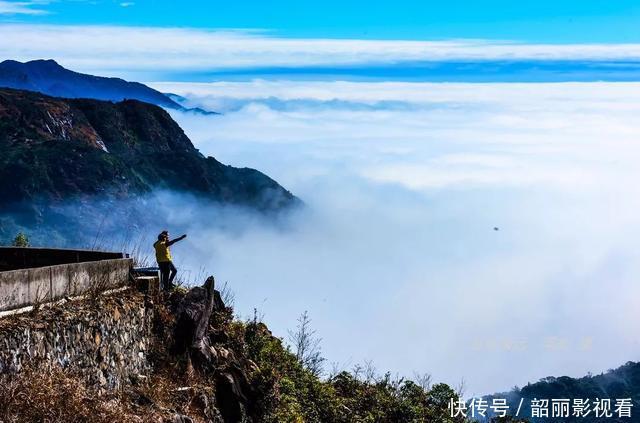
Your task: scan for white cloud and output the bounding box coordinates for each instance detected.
[0,1,49,15]
[119,2,133,7]
[2,24,640,76]
[153,81,640,396]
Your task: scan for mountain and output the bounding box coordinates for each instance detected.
[0,88,298,244]
[0,59,186,110]
[480,361,640,422]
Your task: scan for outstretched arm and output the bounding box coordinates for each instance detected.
[168,234,187,246]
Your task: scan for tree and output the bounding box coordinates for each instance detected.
[288,311,325,376]
[12,232,29,247]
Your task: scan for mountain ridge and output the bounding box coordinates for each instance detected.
[0,59,210,112]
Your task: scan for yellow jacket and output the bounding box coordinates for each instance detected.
[153,240,172,262]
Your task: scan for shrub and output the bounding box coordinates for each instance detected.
[11,232,29,247]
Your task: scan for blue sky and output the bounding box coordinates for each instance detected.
[2,0,640,43]
[2,0,640,82]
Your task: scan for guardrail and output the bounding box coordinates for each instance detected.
[0,248,132,313]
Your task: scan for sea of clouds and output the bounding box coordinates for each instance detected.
[138,80,640,396]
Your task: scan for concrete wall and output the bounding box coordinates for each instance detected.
[0,247,125,271]
[0,291,153,390]
[0,258,132,312]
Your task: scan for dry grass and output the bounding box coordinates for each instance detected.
[138,369,216,422]
[0,364,217,422]
[0,366,149,422]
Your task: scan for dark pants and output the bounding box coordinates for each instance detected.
[158,261,177,290]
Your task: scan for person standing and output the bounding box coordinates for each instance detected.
[153,230,187,290]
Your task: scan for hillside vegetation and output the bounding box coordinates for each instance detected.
[482,362,640,422]
[0,282,467,423]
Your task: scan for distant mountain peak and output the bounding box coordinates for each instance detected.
[1,59,72,75]
[27,58,62,67]
[0,59,209,112]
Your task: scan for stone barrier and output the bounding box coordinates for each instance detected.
[0,291,153,390]
[0,255,132,313]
